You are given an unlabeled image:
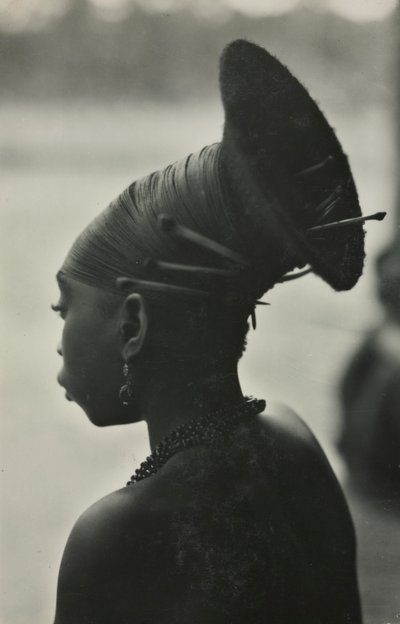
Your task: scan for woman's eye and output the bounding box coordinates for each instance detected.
[51,303,66,319]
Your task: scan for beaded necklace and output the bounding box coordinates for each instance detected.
[126,396,266,486]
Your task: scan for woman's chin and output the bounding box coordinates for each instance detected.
[85,405,143,427]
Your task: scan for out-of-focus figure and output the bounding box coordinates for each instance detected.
[339,243,400,506]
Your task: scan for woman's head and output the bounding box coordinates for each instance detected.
[55,145,295,425]
[55,39,369,425]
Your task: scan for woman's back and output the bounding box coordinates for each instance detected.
[54,406,361,624]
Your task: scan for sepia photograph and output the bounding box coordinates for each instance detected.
[1,0,399,622]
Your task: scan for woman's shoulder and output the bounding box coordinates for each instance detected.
[61,475,180,560]
[54,483,180,621]
[257,400,318,447]
[256,400,334,472]
[256,401,351,509]
[57,488,149,579]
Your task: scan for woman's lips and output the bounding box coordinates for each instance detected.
[57,373,72,401]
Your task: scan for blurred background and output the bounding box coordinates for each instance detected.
[1,1,399,622]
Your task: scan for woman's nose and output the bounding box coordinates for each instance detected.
[57,343,63,356]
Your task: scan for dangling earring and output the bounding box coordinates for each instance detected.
[119,363,134,407]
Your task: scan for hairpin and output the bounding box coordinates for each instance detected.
[144,258,239,278]
[313,187,342,223]
[250,309,257,330]
[115,276,209,298]
[158,214,249,267]
[248,299,273,330]
[307,211,386,233]
[295,155,334,177]
[279,267,312,282]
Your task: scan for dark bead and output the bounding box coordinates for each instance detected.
[125,398,264,486]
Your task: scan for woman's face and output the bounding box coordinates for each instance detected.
[53,273,139,426]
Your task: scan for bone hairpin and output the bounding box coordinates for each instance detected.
[279,267,312,283]
[115,276,209,298]
[251,300,272,330]
[144,258,239,278]
[251,309,257,330]
[295,155,334,177]
[158,214,249,267]
[308,211,386,233]
[315,196,341,223]
[313,186,342,223]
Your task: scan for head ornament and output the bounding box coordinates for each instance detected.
[61,40,385,310]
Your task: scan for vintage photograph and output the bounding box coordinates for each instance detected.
[1,1,399,622]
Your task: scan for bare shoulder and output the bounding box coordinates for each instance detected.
[57,489,135,587]
[257,400,356,539]
[256,400,338,476]
[54,483,178,623]
[260,400,321,447]
[59,483,170,572]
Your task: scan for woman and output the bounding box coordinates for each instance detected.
[53,40,382,623]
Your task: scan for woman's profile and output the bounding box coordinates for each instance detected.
[52,40,383,623]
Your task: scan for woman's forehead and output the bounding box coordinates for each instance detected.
[57,270,122,310]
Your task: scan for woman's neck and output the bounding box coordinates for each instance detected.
[139,365,244,450]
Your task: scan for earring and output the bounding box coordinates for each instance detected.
[119,363,134,407]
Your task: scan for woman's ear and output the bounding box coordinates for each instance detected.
[119,293,148,362]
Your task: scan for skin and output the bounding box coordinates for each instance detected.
[53,273,362,624]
